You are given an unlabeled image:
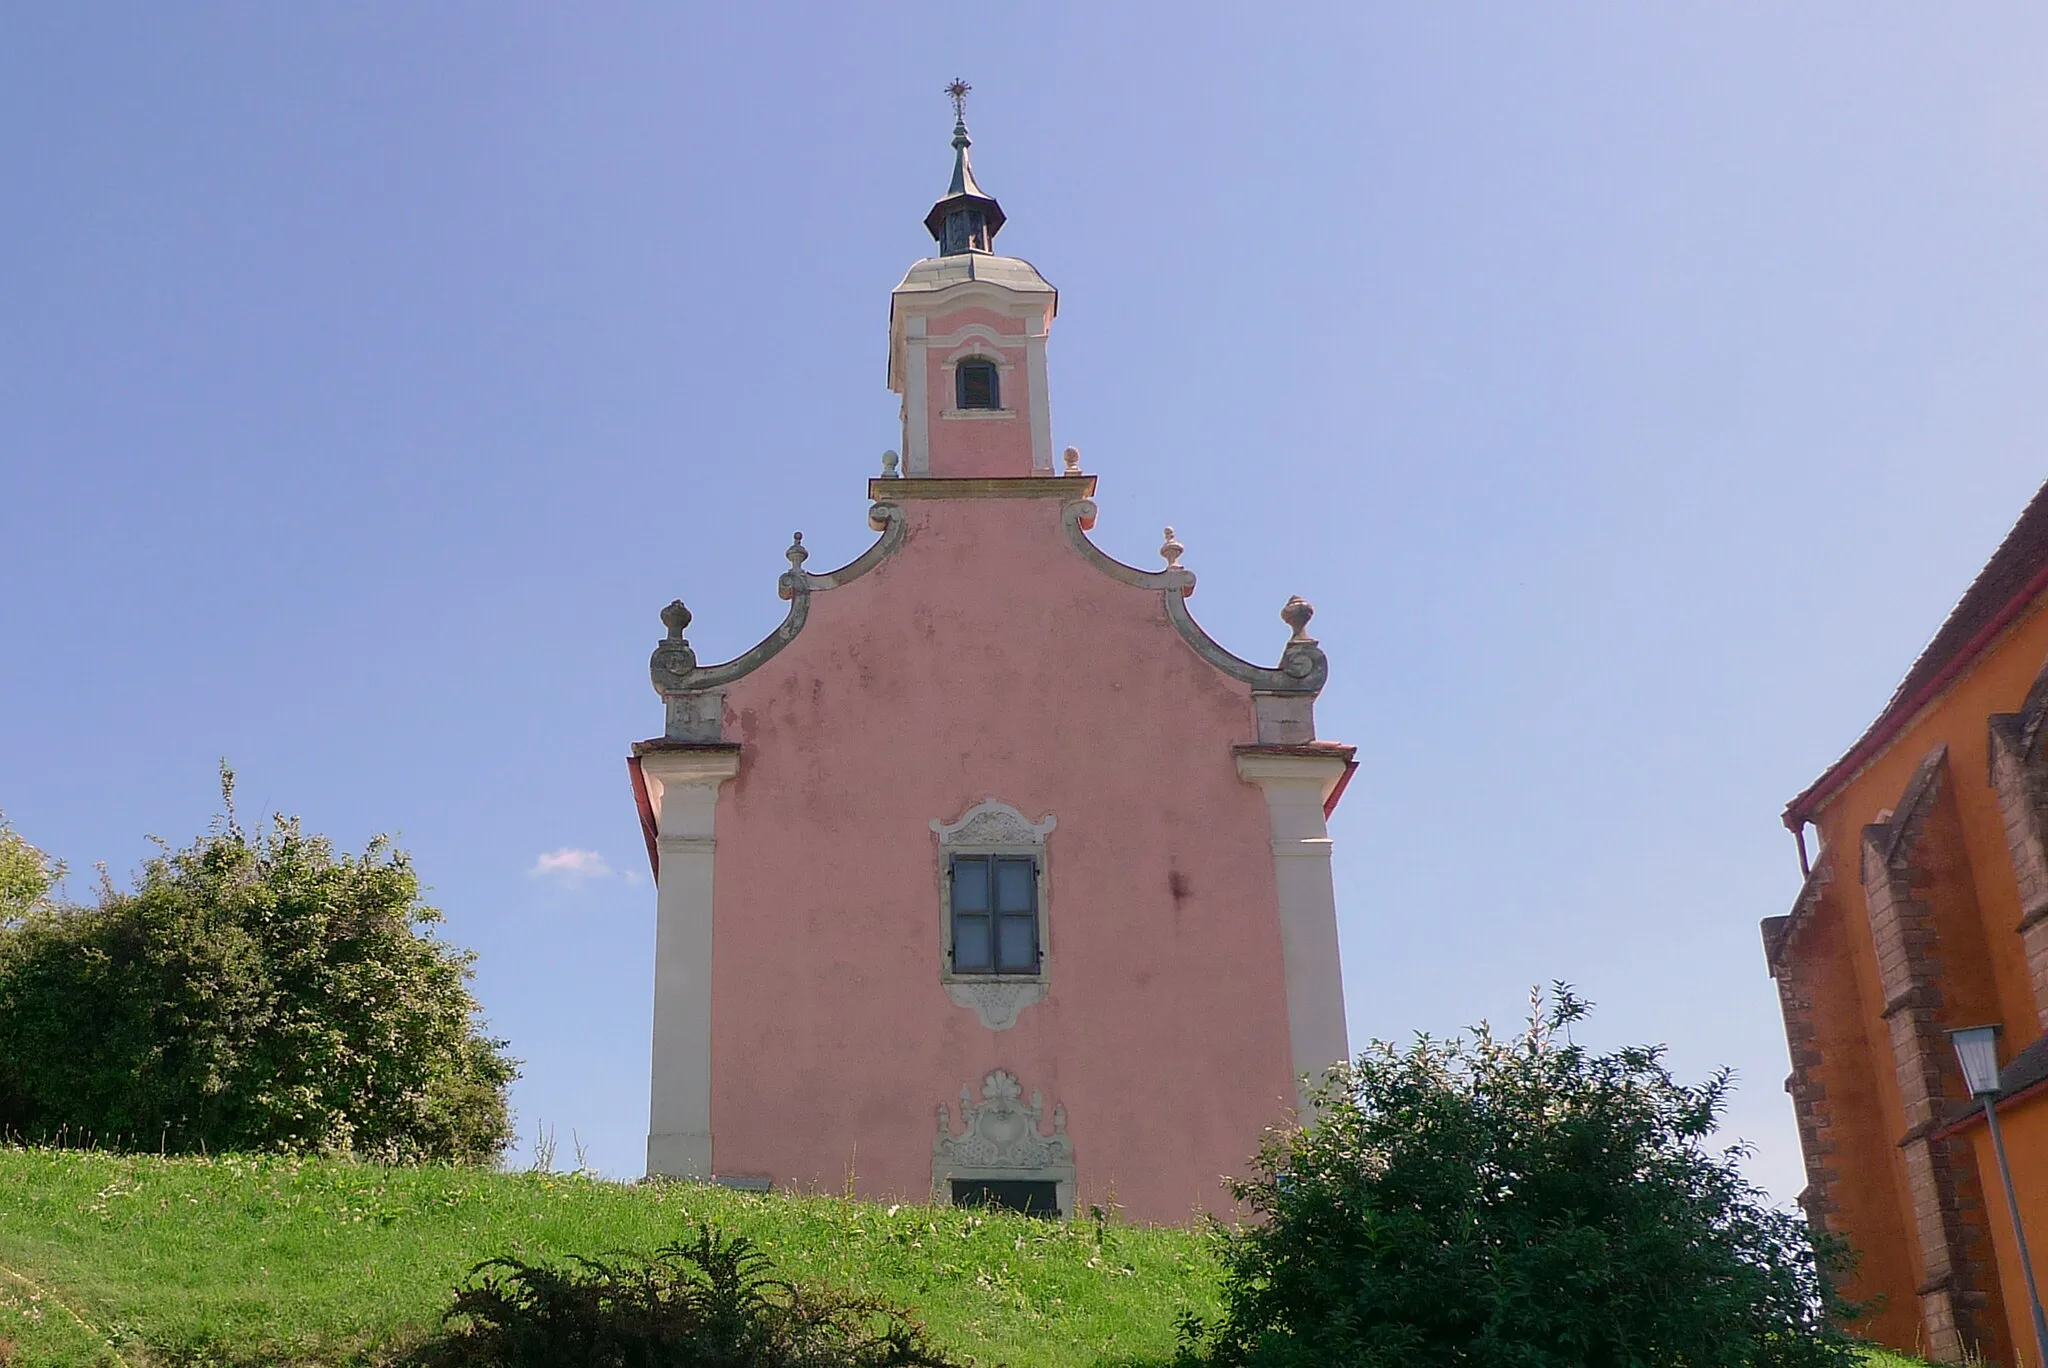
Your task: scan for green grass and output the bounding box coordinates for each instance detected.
[0,1147,1217,1366]
[0,1146,1948,1368]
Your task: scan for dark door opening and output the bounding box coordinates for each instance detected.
[951,1178,1060,1218]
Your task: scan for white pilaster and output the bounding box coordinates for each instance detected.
[903,316,931,476]
[641,747,742,1178]
[1235,751,1351,1106]
[1024,322,1052,473]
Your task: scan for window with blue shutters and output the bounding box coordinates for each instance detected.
[948,853,1039,975]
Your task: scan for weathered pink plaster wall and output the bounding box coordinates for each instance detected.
[924,305,1034,478]
[707,492,1295,1223]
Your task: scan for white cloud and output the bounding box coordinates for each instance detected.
[529,848,614,884]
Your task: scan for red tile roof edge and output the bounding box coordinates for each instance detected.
[1783,479,2048,830]
[1324,759,1359,819]
[628,755,659,878]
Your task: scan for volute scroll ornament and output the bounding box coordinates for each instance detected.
[649,601,699,695]
[1272,597,1330,697]
[1057,496,1328,700]
[648,502,907,738]
[1161,586,1327,697]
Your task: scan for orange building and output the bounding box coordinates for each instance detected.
[1767,478,2048,1365]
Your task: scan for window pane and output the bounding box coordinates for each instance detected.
[959,362,997,409]
[998,914,1037,972]
[994,858,1033,913]
[952,857,989,912]
[954,914,991,971]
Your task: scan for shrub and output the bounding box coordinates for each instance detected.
[0,771,515,1163]
[1183,987,1859,1368]
[0,811,61,925]
[422,1223,959,1368]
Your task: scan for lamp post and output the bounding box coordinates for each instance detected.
[1950,1024,2048,1366]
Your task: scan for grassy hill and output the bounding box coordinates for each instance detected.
[0,1147,1938,1367]
[0,1147,1214,1366]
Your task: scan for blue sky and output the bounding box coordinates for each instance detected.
[3,5,2045,1202]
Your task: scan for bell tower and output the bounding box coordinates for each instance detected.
[887,81,1057,479]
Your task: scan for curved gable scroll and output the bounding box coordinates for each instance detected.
[1059,498,1329,716]
[648,501,905,740]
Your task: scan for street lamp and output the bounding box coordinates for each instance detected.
[1950,1024,2048,1367]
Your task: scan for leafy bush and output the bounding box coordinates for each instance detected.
[0,811,61,924]
[422,1223,959,1368]
[0,772,515,1163]
[1183,987,1859,1368]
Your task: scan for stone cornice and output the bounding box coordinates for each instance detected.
[631,739,744,761]
[1234,744,1359,817]
[1233,743,1358,765]
[868,475,1095,501]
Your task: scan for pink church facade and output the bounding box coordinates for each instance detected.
[627,110,1354,1224]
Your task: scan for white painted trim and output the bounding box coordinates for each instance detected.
[889,264,1055,467]
[1025,330,1052,472]
[938,407,1017,422]
[1234,752,1351,1108]
[923,320,1037,346]
[641,749,742,1179]
[939,330,1023,363]
[889,286,1046,397]
[900,282,1054,317]
[902,317,930,477]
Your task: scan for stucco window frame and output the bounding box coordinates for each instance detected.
[938,344,1016,421]
[931,800,1055,1030]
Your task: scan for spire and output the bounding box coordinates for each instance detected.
[924,79,1006,255]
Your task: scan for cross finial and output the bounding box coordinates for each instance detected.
[946,78,971,123]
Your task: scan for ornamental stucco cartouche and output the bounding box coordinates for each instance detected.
[934,1070,1075,1216]
[628,93,1354,1222]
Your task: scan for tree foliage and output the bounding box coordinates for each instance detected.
[1185,987,1858,1368]
[0,774,515,1163]
[0,810,62,925]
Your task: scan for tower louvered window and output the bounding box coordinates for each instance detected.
[956,360,1000,410]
